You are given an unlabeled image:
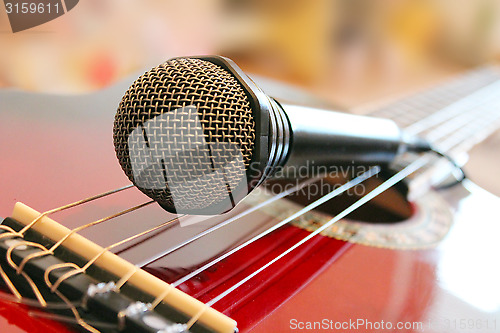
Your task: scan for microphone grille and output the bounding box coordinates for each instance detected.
[113,58,256,214]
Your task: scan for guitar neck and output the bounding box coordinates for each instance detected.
[369,65,500,156]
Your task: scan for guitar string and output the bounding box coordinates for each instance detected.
[0,225,24,299]
[0,144,453,328]
[3,213,183,333]
[167,110,479,288]
[0,166,378,333]
[2,94,489,312]
[0,185,134,303]
[27,170,378,333]
[0,70,496,330]
[7,77,497,272]
[6,177,319,291]
[28,311,117,331]
[6,200,178,283]
[0,173,364,324]
[133,175,324,267]
[5,241,51,306]
[133,79,500,280]
[101,109,493,330]
[110,167,381,332]
[0,176,323,316]
[205,156,429,307]
[2,200,154,332]
[3,81,499,330]
[170,167,381,288]
[404,80,500,135]
[0,167,428,330]
[0,174,325,332]
[43,214,185,293]
[48,115,499,331]
[0,158,462,332]
[162,110,500,322]
[198,89,500,307]
[438,113,500,153]
[52,286,100,333]
[172,121,464,323]
[0,133,481,333]
[28,178,329,330]
[0,290,82,309]
[19,184,134,235]
[11,200,156,275]
[424,97,500,143]
[445,121,500,156]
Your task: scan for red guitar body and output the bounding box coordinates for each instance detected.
[1,73,499,332]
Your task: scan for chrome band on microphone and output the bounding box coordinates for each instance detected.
[261,97,291,182]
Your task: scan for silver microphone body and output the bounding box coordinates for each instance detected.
[274,103,425,171]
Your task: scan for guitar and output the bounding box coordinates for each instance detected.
[1,63,500,333]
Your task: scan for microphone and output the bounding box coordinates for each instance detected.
[113,56,430,215]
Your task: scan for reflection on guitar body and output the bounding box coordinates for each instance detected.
[1,65,500,332]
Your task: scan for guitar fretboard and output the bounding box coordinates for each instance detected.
[370,66,500,155]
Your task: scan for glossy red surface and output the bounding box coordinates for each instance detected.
[145,225,352,332]
[0,296,73,333]
[1,81,499,333]
[252,182,500,332]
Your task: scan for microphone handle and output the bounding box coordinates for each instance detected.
[277,103,427,171]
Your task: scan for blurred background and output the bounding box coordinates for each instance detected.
[1,0,500,108]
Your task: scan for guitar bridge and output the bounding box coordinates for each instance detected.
[0,203,237,333]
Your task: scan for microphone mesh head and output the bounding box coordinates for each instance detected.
[113,58,256,214]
